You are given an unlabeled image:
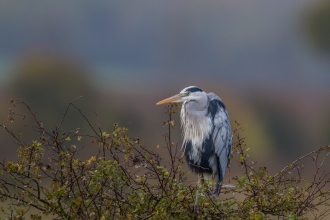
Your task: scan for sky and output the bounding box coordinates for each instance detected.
[0,0,329,91]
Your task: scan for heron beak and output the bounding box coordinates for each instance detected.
[156,94,183,105]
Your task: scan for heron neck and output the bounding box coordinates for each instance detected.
[184,95,209,112]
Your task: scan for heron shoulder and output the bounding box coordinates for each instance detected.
[207,92,222,102]
[207,94,227,119]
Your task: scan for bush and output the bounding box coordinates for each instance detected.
[1,99,330,219]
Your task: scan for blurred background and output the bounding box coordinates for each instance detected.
[1,0,330,173]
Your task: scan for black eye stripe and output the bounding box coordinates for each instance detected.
[185,87,203,93]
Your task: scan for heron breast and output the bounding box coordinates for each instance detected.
[181,113,213,149]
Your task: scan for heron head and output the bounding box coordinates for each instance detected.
[156,86,205,105]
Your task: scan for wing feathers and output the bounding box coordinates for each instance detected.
[207,94,232,186]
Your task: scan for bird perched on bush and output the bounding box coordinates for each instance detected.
[157,86,232,199]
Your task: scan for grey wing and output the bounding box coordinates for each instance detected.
[208,95,232,183]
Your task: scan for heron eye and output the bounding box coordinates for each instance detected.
[186,92,190,96]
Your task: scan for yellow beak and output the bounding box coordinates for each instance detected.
[156,94,183,105]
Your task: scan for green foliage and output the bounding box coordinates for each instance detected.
[0,100,330,219]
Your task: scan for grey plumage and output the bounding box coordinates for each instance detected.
[157,86,232,195]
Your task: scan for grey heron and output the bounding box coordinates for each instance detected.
[156,86,232,196]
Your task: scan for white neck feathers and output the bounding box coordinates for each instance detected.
[180,101,213,150]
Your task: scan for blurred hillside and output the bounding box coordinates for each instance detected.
[1,1,330,172]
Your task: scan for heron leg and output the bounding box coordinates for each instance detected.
[194,174,203,207]
[194,189,199,206]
